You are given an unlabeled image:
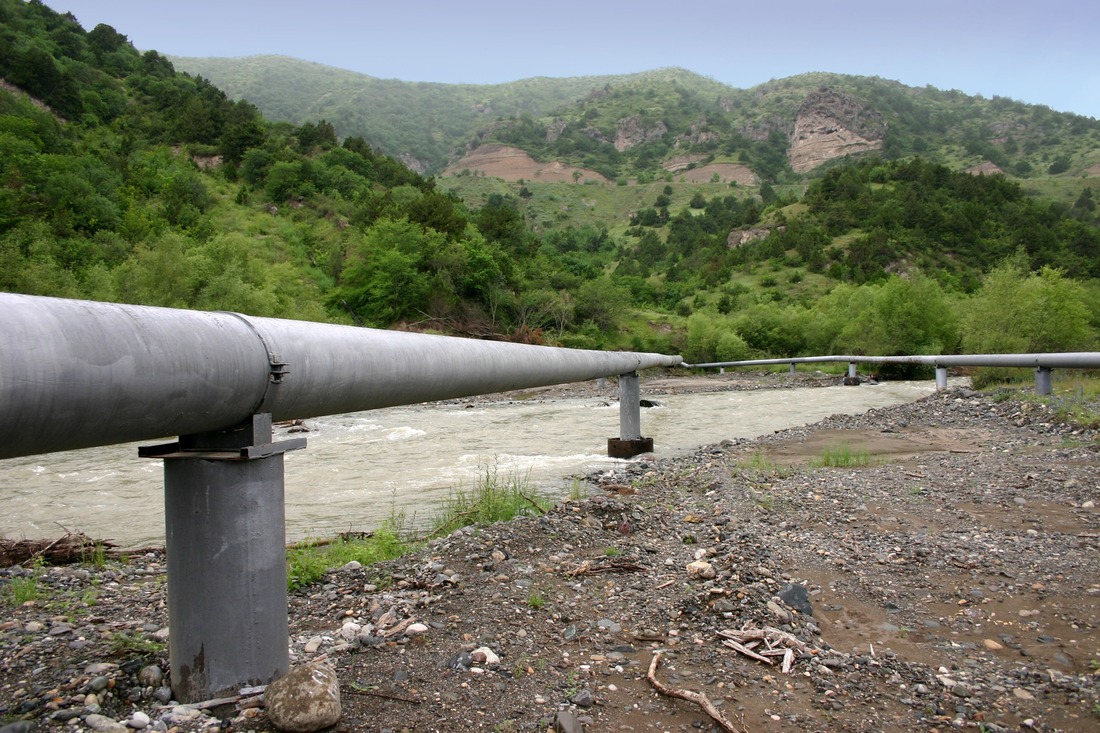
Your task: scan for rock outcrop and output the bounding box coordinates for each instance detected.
[615,115,668,151]
[964,161,1005,176]
[787,88,887,173]
[727,226,779,247]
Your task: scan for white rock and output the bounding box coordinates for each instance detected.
[406,622,429,635]
[303,636,323,654]
[128,711,151,729]
[471,647,500,666]
[338,622,361,641]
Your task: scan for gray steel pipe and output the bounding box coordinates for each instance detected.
[0,294,682,460]
[683,353,1100,370]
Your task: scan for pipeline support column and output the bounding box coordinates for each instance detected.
[141,414,305,703]
[1035,367,1053,396]
[608,372,654,458]
[935,366,948,390]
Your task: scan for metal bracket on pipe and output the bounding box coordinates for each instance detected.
[138,414,306,460]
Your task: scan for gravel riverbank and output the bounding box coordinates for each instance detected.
[1,381,1098,732]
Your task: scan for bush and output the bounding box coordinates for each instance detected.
[962,252,1096,354]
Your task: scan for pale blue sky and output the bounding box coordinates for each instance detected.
[44,0,1100,119]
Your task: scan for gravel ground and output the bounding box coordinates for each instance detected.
[1,380,1098,733]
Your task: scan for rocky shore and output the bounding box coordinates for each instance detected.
[1,382,1098,732]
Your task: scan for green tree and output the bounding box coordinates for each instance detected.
[333,218,445,326]
[962,253,1095,353]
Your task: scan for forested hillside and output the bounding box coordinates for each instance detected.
[169,54,655,174]
[2,0,1098,369]
[174,56,1100,187]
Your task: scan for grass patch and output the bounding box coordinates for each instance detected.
[287,521,410,590]
[739,451,792,477]
[108,632,165,657]
[983,373,1100,431]
[811,443,877,468]
[82,543,110,569]
[2,574,41,605]
[1045,375,1100,429]
[526,592,546,610]
[285,464,551,591]
[429,464,550,538]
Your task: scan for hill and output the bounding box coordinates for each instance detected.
[169,54,663,174]
[170,56,1100,185]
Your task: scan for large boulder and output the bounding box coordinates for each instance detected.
[265,661,341,733]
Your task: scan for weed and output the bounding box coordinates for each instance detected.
[562,670,581,698]
[1045,380,1100,429]
[3,574,40,605]
[567,479,588,501]
[811,443,877,468]
[430,464,549,538]
[526,593,546,610]
[108,632,164,657]
[740,451,791,478]
[83,543,109,569]
[603,547,621,557]
[755,493,775,512]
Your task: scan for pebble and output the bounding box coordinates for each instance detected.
[685,560,715,579]
[84,714,128,732]
[128,711,151,729]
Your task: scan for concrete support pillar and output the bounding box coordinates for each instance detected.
[848,362,858,379]
[935,366,948,390]
[608,372,653,458]
[140,415,305,702]
[1035,367,1053,396]
[789,363,797,375]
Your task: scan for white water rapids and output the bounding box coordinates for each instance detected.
[0,379,938,548]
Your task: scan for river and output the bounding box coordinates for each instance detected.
[0,379,938,547]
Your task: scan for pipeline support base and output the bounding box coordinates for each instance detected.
[607,437,654,458]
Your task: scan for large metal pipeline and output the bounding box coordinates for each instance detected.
[0,293,683,459]
[682,353,1100,369]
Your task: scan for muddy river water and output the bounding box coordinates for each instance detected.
[0,379,938,547]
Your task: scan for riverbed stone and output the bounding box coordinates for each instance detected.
[265,661,341,733]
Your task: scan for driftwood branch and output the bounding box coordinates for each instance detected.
[717,626,819,673]
[518,491,548,515]
[646,652,744,733]
[0,531,115,567]
[155,686,266,711]
[567,557,646,576]
[720,639,775,665]
[347,683,422,704]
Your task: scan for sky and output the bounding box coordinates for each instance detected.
[43,0,1100,119]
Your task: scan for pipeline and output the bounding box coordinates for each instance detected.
[0,293,682,459]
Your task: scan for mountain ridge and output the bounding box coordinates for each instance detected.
[169,54,1100,183]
